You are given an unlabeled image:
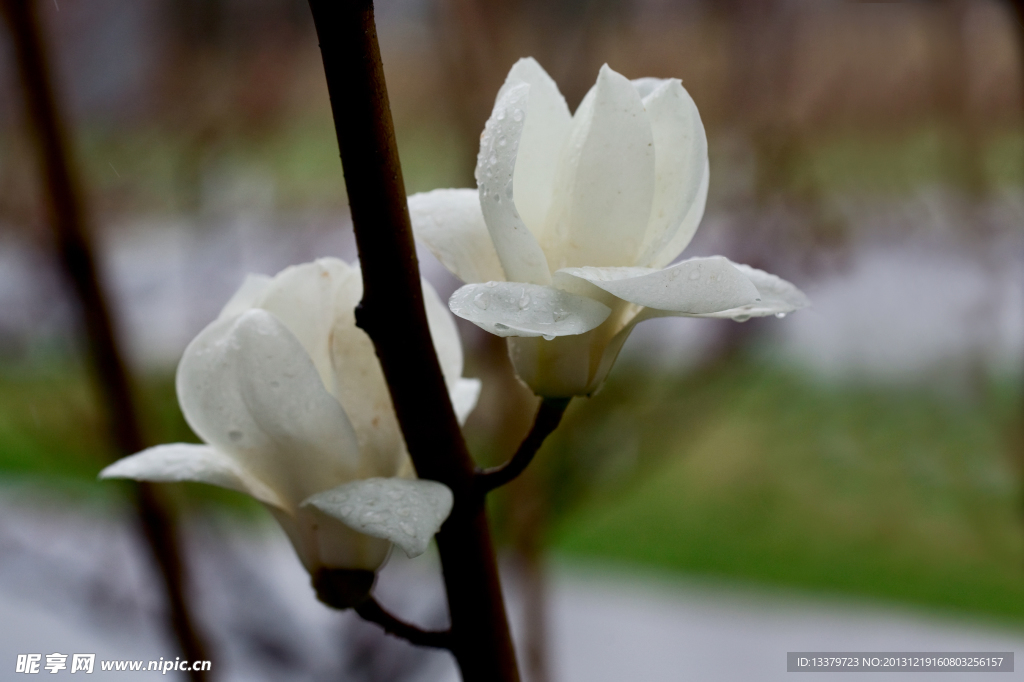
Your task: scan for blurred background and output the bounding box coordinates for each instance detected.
[3,0,1024,680]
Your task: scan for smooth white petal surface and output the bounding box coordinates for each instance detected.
[303,478,454,558]
[476,82,552,285]
[557,256,761,314]
[545,64,655,268]
[408,189,506,284]
[452,378,482,425]
[690,263,809,320]
[498,58,572,241]
[649,160,709,269]
[177,309,361,506]
[635,80,709,268]
[99,443,285,509]
[450,282,611,338]
[255,259,358,395]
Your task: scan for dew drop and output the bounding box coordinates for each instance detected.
[493,194,501,203]
[400,522,416,536]
[518,293,530,309]
[498,136,506,147]
[485,281,498,288]
[775,312,787,319]
[733,314,751,323]
[494,323,510,331]
[553,310,569,322]
[512,109,524,122]
[688,270,701,281]
[496,108,506,121]
[473,293,489,310]
[542,334,555,341]
[488,154,497,166]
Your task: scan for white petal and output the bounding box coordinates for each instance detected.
[691,263,809,320]
[634,80,709,268]
[451,378,481,425]
[303,478,454,558]
[100,443,286,509]
[556,256,761,314]
[271,506,391,573]
[649,160,709,269]
[498,58,571,242]
[422,277,481,423]
[476,82,552,285]
[631,77,669,99]
[422,276,465,392]
[544,64,655,268]
[408,189,506,284]
[176,309,361,506]
[449,282,611,338]
[219,274,272,319]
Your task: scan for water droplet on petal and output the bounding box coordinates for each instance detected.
[485,281,497,288]
[496,108,506,121]
[518,293,530,309]
[473,293,489,310]
[498,136,506,147]
[775,312,787,319]
[493,194,501,203]
[489,154,497,166]
[688,270,700,281]
[494,323,510,331]
[553,310,569,322]
[734,314,751,323]
[400,522,416,536]
[512,109,524,122]
[542,334,555,341]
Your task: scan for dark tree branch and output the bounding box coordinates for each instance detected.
[0,2,210,678]
[355,598,453,650]
[305,1,519,680]
[476,398,571,495]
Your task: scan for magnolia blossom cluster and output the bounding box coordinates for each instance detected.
[411,58,807,397]
[102,258,479,575]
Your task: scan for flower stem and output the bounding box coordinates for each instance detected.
[476,398,571,495]
[305,1,519,679]
[0,0,210,677]
[354,598,453,650]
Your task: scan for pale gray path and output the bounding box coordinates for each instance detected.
[0,495,1020,681]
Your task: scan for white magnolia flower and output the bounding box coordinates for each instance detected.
[101,258,481,574]
[410,58,808,397]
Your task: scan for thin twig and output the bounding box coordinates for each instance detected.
[305,1,519,680]
[476,398,571,495]
[0,1,210,677]
[355,598,453,650]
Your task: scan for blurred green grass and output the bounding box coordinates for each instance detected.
[550,357,1024,622]
[4,351,1021,621]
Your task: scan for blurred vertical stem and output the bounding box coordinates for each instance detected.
[0,1,210,678]
[305,1,520,680]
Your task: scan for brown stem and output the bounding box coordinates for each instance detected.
[0,1,210,678]
[476,398,571,495]
[304,1,519,680]
[354,598,453,650]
